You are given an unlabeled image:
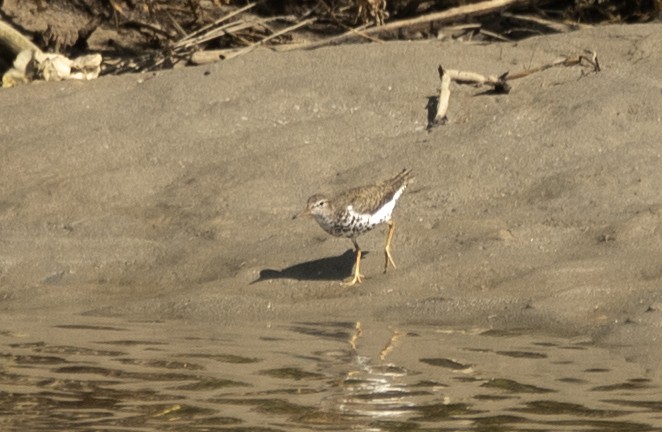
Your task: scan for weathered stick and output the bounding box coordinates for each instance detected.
[174,2,257,49]
[500,12,588,33]
[291,0,531,51]
[188,16,315,64]
[506,50,601,80]
[278,23,372,51]
[317,0,384,44]
[178,20,260,51]
[293,0,567,51]
[431,51,600,127]
[434,66,452,126]
[0,20,43,58]
[222,17,316,60]
[432,65,510,126]
[364,0,532,36]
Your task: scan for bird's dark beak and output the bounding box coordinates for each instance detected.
[292,207,310,220]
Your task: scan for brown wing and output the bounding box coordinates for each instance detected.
[335,169,412,215]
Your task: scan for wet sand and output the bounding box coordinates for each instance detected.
[1,24,662,380]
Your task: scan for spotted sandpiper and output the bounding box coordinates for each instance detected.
[296,169,412,286]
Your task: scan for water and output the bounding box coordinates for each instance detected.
[1,313,661,431]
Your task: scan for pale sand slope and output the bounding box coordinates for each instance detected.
[1,24,662,376]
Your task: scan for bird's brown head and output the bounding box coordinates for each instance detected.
[293,194,330,220]
[306,194,331,216]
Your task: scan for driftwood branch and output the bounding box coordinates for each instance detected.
[364,0,532,36]
[174,2,257,49]
[432,66,509,126]
[500,12,588,33]
[293,0,532,50]
[225,17,316,60]
[431,51,600,128]
[0,20,43,58]
[190,17,316,64]
[434,67,452,126]
[506,50,601,80]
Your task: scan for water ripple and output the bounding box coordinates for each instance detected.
[0,316,660,431]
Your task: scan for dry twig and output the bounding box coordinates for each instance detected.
[431,51,601,127]
[224,17,316,60]
[296,0,532,50]
[364,0,531,36]
[190,17,316,64]
[174,2,257,49]
[501,12,590,34]
[506,50,601,80]
[278,23,372,51]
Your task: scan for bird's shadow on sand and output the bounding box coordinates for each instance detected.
[252,249,364,284]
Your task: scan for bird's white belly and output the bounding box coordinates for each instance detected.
[349,189,402,227]
[314,187,405,238]
[364,198,395,225]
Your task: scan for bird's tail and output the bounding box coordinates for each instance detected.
[390,168,413,188]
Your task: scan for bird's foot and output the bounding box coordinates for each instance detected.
[342,271,365,286]
[384,248,397,273]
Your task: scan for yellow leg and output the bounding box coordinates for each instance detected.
[343,240,365,286]
[384,220,397,273]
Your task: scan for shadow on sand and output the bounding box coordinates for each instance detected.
[252,249,365,284]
